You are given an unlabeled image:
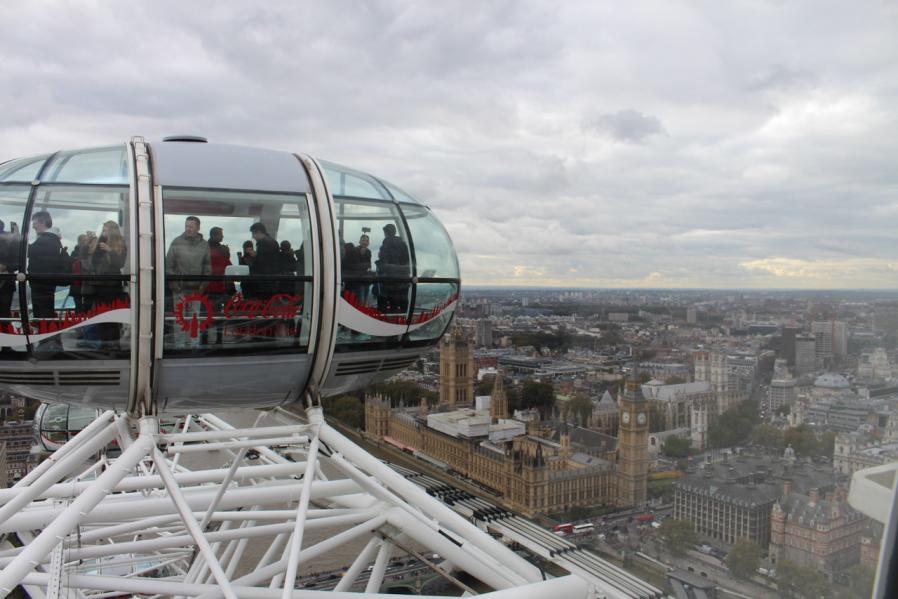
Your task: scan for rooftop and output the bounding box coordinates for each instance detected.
[676,453,837,507]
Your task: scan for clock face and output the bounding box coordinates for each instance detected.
[637,412,647,425]
[622,412,631,424]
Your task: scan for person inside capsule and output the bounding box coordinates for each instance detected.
[376,223,410,314]
[165,216,211,348]
[28,211,65,350]
[0,220,20,335]
[82,220,127,349]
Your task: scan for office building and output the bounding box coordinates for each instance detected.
[781,325,801,366]
[475,319,493,347]
[795,334,817,376]
[769,375,797,412]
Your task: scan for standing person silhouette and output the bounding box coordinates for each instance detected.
[165,216,211,348]
[376,223,409,313]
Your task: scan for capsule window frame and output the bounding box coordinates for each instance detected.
[159,186,316,358]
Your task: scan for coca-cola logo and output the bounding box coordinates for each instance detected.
[223,293,304,319]
[174,293,215,338]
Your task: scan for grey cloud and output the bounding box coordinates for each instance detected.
[1,1,897,288]
[583,109,666,143]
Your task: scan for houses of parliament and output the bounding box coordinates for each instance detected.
[365,328,650,516]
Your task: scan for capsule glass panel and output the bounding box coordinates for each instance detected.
[41,146,129,185]
[0,186,28,355]
[378,178,422,205]
[334,196,412,348]
[162,189,312,354]
[399,204,459,280]
[408,282,458,342]
[26,186,131,357]
[321,161,391,201]
[0,155,51,183]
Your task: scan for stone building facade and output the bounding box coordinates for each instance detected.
[366,332,647,515]
[769,486,867,580]
[367,391,621,516]
[439,327,475,407]
[833,432,898,476]
[617,381,649,506]
[0,420,33,482]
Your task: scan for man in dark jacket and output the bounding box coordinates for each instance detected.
[248,222,280,299]
[28,211,64,321]
[377,223,410,313]
[0,220,20,328]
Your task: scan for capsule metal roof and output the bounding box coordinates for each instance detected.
[150,140,311,194]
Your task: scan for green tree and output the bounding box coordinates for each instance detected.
[658,519,697,557]
[664,375,687,384]
[322,395,364,429]
[661,437,692,458]
[724,539,763,580]
[521,380,555,418]
[708,400,759,448]
[784,425,821,457]
[752,424,785,451]
[568,394,593,426]
[776,560,829,599]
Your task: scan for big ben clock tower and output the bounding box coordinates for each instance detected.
[617,378,649,506]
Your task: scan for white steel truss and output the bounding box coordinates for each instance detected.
[0,407,605,599]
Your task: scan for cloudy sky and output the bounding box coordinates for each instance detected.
[2,1,897,289]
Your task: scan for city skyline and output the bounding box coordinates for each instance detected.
[1,1,896,289]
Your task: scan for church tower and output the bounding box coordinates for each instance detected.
[440,326,475,407]
[490,370,508,422]
[616,379,649,506]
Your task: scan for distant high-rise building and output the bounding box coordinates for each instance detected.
[873,303,898,344]
[686,306,697,325]
[769,375,797,412]
[475,319,493,347]
[781,325,801,366]
[440,326,475,407]
[811,321,848,368]
[795,334,816,376]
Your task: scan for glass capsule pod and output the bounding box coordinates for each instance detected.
[0,138,460,413]
[33,402,102,452]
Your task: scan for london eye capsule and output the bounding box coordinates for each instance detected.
[0,137,459,414]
